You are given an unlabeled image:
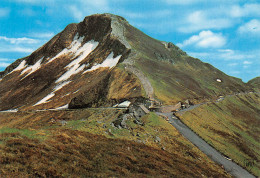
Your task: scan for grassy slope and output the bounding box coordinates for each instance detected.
[176,93,260,176]
[124,23,249,105]
[248,77,260,91]
[0,109,230,177]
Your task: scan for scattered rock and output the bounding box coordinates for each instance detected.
[155,136,161,143]
[133,119,144,126]
[59,120,67,126]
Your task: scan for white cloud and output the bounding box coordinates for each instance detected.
[29,32,55,39]
[0,47,34,53]
[12,0,56,4]
[218,49,255,60]
[188,49,257,61]
[68,0,110,21]
[68,5,84,21]
[0,62,10,67]
[0,36,39,44]
[177,30,226,48]
[178,11,233,33]
[230,3,260,17]
[163,0,202,5]
[117,9,172,20]
[238,19,260,35]
[0,58,12,62]
[0,8,10,17]
[228,63,238,66]
[243,61,252,65]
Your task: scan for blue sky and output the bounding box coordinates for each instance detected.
[0,0,259,82]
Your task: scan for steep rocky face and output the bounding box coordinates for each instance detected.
[0,13,252,111]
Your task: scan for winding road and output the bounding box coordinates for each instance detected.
[157,112,255,178]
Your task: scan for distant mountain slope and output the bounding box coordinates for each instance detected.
[248,77,260,90]
[0,14,251,111]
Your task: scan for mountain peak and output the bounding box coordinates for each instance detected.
[0,13,251,111]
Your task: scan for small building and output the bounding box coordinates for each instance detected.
[129,104,150,119]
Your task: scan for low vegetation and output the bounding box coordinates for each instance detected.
[0,109,230,177]
[177,93,260,176]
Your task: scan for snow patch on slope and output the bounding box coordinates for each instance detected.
[34,93,55,106]
[56,40,99,83]
[21,57,44,79]
[84,52,122,73]
[0,109,18,112]
[1,60,27,80]
[13,60,27,72]
[9,60,27,75]
[55,104,69,110]
[47,34,84,64]
[53,81,71,92]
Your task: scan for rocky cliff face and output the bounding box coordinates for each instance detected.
[0,14,252,111]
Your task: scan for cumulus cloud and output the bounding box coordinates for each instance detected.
[230,3,260,17]
[177,30,226,48]
[238,19,260,35]
[178,11,233,33]
[0,36,39,44]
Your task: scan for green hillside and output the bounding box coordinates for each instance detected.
[176,93,260,176]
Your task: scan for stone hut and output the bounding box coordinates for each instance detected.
[129,104,150,119]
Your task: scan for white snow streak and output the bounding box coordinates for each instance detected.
[47,34,84,64]
[55,104,69,110]
[53,81,71,92]
[12,60,27,73]
[21,57,43,78]
[0,109,18,112]
[34,93,55,106]
[84,52,122,73]
[56,40,98,83]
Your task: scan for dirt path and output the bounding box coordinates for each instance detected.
[125,65,154,100]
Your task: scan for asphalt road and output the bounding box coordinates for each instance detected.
[157,112,255,178]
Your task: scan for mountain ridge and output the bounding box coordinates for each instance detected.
[0,13,253,111]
